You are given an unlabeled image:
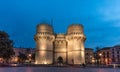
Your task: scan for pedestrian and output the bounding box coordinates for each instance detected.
[82,63,86,68]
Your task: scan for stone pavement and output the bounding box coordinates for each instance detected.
[0,67,120,72]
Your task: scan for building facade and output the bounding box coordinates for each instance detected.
[34,23,86,65]
[111,45,120,63]
[85,48,94,64]
[97,47,111,65]
[11,48,35,63]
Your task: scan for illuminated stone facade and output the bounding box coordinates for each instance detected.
[34,24,86,64]
[97,47,111,65]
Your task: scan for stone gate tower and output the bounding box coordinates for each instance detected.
[66,24,86,64]
[34,23,86,65]
[34,24,55,64]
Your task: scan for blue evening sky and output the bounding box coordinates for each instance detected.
[0,0,120,49]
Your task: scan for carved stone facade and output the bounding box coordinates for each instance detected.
[34,23,86,65]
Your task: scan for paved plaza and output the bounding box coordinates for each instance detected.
[0,67,120,72]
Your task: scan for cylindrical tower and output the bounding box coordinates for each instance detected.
[66,24,86,64]
[34,24,55,64]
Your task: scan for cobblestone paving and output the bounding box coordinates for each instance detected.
[0,67,120,72]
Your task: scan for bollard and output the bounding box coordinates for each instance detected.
[113,64,116,68]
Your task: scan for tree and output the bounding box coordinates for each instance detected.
[0,31,15,62]
[31,53,35,61]
[95,46,101,65]
[95,46,100,52]
[18,52,27,63]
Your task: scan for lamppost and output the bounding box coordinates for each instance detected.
[99,53,102,65]
[90,56,93,64]
[28,54,32,63]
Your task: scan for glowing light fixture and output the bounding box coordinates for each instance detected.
[43,61,47,64]
[99,53,102,56]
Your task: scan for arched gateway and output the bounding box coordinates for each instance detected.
[34,23,86,65]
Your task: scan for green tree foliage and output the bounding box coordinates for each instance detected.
[18,52,27,63]
[95,46,100,52]
[0,31,15,60]
[32,53,35,61]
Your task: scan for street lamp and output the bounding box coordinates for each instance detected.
[99,53,102,56]
[99,53,102,65]
[28,54,32,63]
[28,54,32,57]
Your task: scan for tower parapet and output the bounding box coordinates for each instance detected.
[67,24,83,34]
[36,24,53,34]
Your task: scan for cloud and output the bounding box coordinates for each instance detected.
[98,0,120,27]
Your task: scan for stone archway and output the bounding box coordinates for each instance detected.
[57,56,63,64]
